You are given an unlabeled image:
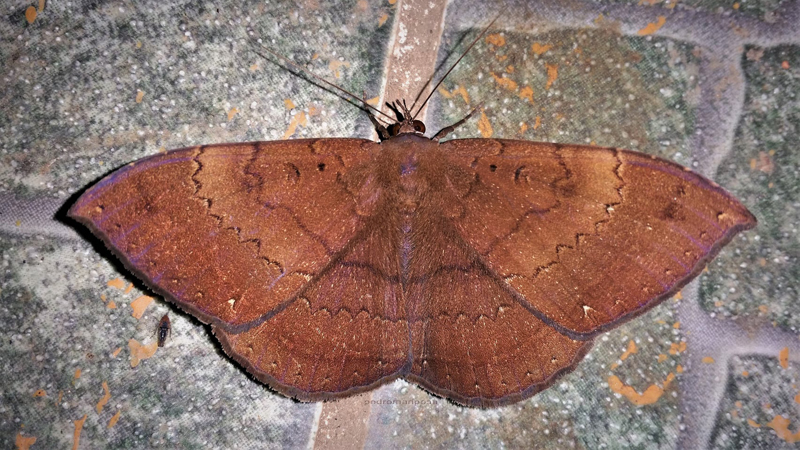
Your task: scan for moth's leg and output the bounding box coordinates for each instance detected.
[368,110,391,140]
[363,92,390,140]
[432,103,482,141]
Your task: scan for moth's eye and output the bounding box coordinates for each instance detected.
[412,121,426,133]
[388,124,401,136]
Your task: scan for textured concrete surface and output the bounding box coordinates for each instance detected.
[1,0,798,448]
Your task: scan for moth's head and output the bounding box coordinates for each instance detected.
[387,118,426,137]
[383,100,426,137]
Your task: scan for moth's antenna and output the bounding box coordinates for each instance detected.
[405,30,479,115]
[410,12,503,120]
[250,38,396,124]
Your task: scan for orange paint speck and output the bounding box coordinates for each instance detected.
[676,365,684,373]
[673,322,681,329]
[519,85,534,103]
[129,338,158,367]
[25,6,37,24]
[742,370,749,376]
[123,283,134,294]
[438,86,470,104]
[747,418,760,427]
[674,290,683,300]
[111,347,122,358]
[608,372,674,406]
[96,381,111,414]
[733,2,740,9]
[135,90,145,103]
[378,13,389,27]
[107,300,117,309]
[284,99,296,110]
[74,368,81,379]
[780,347,789,369]
[478,112,493,138]
[756,151,775,173]
[519,122,528,135]
[38,0,45,12]
[702,356,715,364]
[491,72,518,91]
[328,60,350,79]
[33,389,46,397]
[282,111,308,140]
[782,60,790,69]
[794,393,800,404]
[533,116,541,130]
[100,293,107,303]
[669,341,687,355]
[108,410,121,428]
[73,414,87,450]
[620,340,638,361]
[365,96,380,106]
[637,16,666,36]
[249,63,259,71]
[130,295,153,319]
[767,415,800,443]
[486,34,505,47]
[451,86,470,104]
[758,304,769,314]
[506,65,514,74]
[657,354,667,363]
[227,107,239,121]
[107,278,126,290]
[15,433,37,450]
[545,64,558,90]
[531,43,552,55]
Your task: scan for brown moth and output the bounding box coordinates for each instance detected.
[69,24,755,407]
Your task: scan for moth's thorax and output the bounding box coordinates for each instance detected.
[383,133,437,152]
[378,134,442,215]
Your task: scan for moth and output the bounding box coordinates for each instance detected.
[69,25,756,407]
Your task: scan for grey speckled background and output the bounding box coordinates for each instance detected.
[1,0,799,449]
